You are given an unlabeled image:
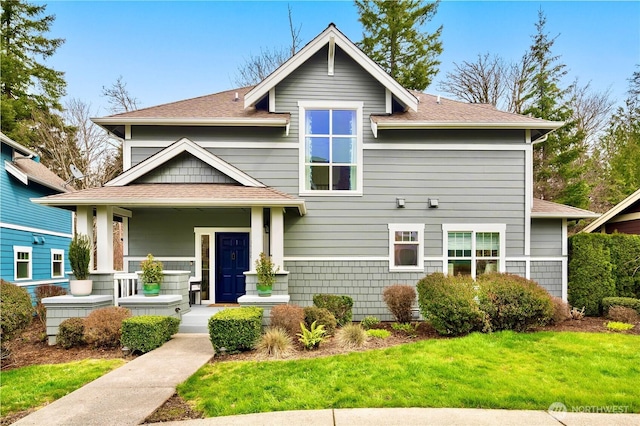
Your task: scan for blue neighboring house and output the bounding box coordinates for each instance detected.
[1,132,73,299]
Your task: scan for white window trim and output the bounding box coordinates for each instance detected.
[388,223,425,272]
[298,101,364,196]
[442,223,506,278]
[51,248,65,278]
[14,246,32,281]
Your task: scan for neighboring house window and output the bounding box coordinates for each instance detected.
[388,224,424,271]
[14,246,32,280]
[51,249,64,278]
[442,224,506,278]
[298,101,363,195]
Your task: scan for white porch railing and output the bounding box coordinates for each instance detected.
[113,272,138,306]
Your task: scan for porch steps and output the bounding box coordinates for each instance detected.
[178,305,225,333]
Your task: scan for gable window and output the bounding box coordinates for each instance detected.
[51,249,64,278]
[442,224,506,278]
[388,224,424,271]
[298,101,363,195]
[14,246,32,280]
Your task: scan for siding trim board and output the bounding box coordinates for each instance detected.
[13,278,69,287]
[363,143,529,151]
[1,222,73,238]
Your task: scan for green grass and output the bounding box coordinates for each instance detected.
[178,332,639,417]
[1,359,125,417]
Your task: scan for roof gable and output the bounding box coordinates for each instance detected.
[582,188,640,233]
[244,24,418,112]
[105,138,265,188]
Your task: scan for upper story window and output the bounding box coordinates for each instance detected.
[388,223,425,272]
[14,246,32,280]
[442,224,506,278]
[298,101,363,196]
[51,249,64,278]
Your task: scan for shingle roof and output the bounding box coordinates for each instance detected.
[12,158,70,193]
[582,188,640,233]
[532,199,599,219]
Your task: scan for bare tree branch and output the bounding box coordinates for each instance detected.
[568,79,614,147]
[101,76,139,113]
[437,53,506,107]
[506,51,535,114]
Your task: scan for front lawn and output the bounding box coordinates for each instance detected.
[178,331,639,417]
[1,359,125,417]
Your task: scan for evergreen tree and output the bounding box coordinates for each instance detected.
[1,0,66,144]
[523,9,589,208]
[355,0,443,91]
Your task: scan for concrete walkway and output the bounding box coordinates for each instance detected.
[14,334,214,426]
[13,333,639,426]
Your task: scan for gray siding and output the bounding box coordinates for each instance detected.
[131,126,287,143]
[506,261,526,276]
[531,219,563,256]
[134,152,238,184]
[531,261,562,297]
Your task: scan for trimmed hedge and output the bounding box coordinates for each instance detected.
[121,316,180,354]
[303,306,337,336]
[0,280,33,343]
[477,273,553,332]
[57,318,85,349]
[416,273,483,336]
[208,307,263,353]
[608,234,640,298]
[568,234,616,315]
[602,297,640,314]
[312,294,353,326]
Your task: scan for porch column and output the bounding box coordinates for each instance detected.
[76,206,94,271]
[250,206,264,271]
[96,205,114,272]
[270,207,284,270]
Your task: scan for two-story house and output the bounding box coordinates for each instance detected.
[35,24,597,319]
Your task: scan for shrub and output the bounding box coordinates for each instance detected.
[607,234,640,298]
[568,234,616,315]
[312,294,353,326]
[208,307,263,353]
[35,284,67,323]
[270,304,305,337]
[607,306,640,324]
[360,316,380,330]
[570,306,585,320]
[303,306,337,336]
[602,297,640,314]
[366,329,391,339]
[382,285,416,324]
[121,316,180,354]
[256,327,292,359]
[336,323,367,348]
[0,280,33,343]
[417,273,483,336]
[551,297,571,324]
[57,318,85,349]
[477,273,553,332]
[69,234,91,280]
[391,322,418,337]
[84,306,132,348]
[297,321,325,350]
[605,321,634,332]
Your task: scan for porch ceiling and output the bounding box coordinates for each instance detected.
[31,183,307,215]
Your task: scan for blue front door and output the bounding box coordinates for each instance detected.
[215,233,249,303]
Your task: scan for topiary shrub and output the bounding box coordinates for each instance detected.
[121,316,180,354]
[312,294,353,326]
[57,317,85,349]
[416,273,483,336]
[551,297,571,324]
[84,306,132,348]
[382,284,416,324]
[303,306,337,336]
[602,297,640,314]
[607,306,640,324]
[270,304,305,338]
[208,307,263,353]
[336,323,367,348]
[568,234,616,315]
[255,327,292,359]
[476,273,553,332]
[35,284,67,324]
[0,280,34,344]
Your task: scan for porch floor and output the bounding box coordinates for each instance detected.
[179,304,231,333]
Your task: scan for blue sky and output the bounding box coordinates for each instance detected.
[41,1,639,116]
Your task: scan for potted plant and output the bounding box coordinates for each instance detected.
[140,254,163,297]
[255,252,278,297]
[68,233,92,296]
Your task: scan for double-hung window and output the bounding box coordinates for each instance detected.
[442,224,505,278]
[298,101,363,195]
[14,246,32,280]
[388,224,424,271]
[51,249,64,278]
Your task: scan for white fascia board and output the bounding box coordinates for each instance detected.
[1,132,38,157]
[532,212,601,219]
[91,117,288,127]
[32,198,307,215]
[5,160,28,185]
[244,26,418,112]
[581,188,640,233]
[106,137,265,188]
[373,121,565,131]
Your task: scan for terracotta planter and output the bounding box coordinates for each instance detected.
[256,284,273,297]
[143,282,161,297]
[70,279,93,297]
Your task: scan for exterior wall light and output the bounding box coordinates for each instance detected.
[396,198,406,208]
[428,198,439,208]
